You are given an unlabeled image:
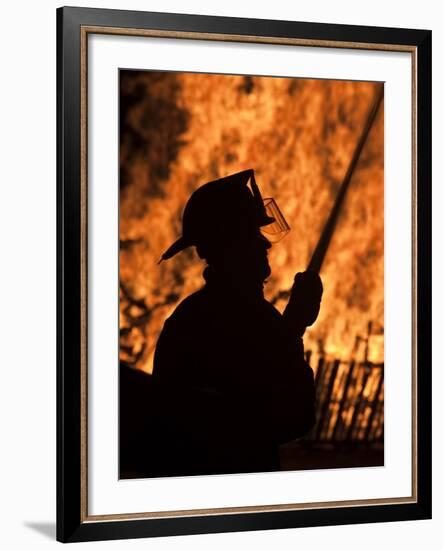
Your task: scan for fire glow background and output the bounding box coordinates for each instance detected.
[119,70,384,378]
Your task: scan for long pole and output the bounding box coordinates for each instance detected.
[307,85,384,273]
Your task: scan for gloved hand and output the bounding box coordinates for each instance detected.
[283,271,323,336]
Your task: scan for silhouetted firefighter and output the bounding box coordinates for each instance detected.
[120,85,385,478]
[121,169,322,477]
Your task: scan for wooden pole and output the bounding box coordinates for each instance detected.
[315,359,340,440]
[364,367,384,441]
[331,360,356,440]
[307,85,384,273]
[270,85,384,307]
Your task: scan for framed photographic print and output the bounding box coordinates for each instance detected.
[57,6,432,543]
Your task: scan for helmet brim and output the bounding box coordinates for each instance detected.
[159,237,190,262]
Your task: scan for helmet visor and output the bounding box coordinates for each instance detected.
[260,198,290,242]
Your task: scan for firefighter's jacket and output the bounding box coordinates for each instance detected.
[149,273,316,476]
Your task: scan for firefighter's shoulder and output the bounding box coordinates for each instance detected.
[164,287,208,325]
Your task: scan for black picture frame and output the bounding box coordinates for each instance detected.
[57,6,432,543]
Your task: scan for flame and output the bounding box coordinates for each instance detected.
[119,71,384,375]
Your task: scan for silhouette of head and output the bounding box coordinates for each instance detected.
[160,169,288,289]
[198,226,272,290]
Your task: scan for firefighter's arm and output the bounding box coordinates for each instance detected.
[283,271,323,337]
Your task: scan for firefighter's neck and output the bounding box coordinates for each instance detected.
[203,265,265,300]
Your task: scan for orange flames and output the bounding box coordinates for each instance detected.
[119,71,383,374]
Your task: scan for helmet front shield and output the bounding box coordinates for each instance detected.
[260,197,290,242]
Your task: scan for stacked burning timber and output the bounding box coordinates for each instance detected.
[119,71,384,446]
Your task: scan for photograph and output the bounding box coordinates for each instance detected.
[55,6,431,542]
[0,0,436,547]
[118,70,385,479]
